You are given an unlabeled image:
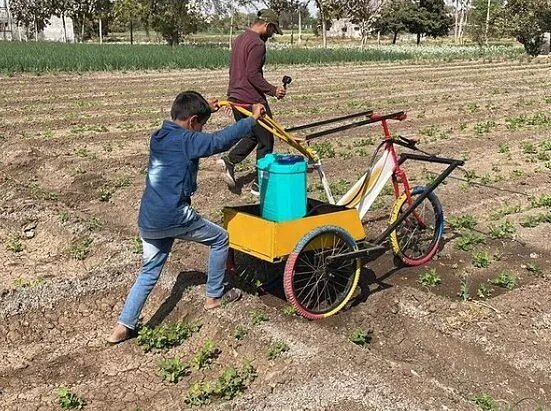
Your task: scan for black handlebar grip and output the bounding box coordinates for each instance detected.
[282,75,292,89]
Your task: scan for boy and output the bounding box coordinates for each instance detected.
[108,91,265,344]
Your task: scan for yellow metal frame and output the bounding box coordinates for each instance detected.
[223,204,366,263]
[219,100,319,162]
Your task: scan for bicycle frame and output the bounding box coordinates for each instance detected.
[217,101,463,230]
[312,112,412,221]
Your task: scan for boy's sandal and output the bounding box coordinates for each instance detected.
[106,326,135,345]
[204,288,243,311]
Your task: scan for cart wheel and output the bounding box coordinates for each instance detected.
[227,249,283,292]
[283,226,361,320]
[389,186,444,266]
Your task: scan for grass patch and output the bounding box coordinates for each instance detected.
[448,214,477,230]
[183,361,257,406]
[57,387,86,409]
[131,237,143,254]
[311,141,335,158]
[349,328,372,347]
[329,179,350,196]
[5,235,23,253]
[233,325,248,341]
[455,232,486,251]
[67,237,93,260]
[249,309,269,325]
[136,321,201,352]
[530,194,551,208]
[489,271,517,289]
[267,341,290,359]
[282,304,298,316]
[14,276,45,288]
[472,251,491,268]
[476,284,493,299]
[192,340,220,370]
[159,358,190,383]
[474,393,498,410]
[490,204,521,220]
[525,262,543,276]
[458,278,470,301]
[418,268,441,287]
[473,120,497,135]
[97,186,114,202]
[0,42,523,73]
[488,220,516,239]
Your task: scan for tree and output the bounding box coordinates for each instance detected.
[149,0,214,46]
[257,0,301,42]
[10,0,52,39]
[373,0,413,44]
[504,0,551,56]
[405,0,453,45]
[113,0,147,44]
[313,0,341,47]
[343,0,389,48]
[49,0,73,41]
[70,0,112,42]
[467,0,503,45]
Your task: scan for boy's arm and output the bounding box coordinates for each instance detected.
[246,43,277,97]
[186,117,256,159]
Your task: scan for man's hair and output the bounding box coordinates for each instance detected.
[171,91,211,123]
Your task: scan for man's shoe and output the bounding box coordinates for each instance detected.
[217,157,236,188]
[250,182,260,196]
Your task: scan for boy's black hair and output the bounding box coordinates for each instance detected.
[171,91,211,123]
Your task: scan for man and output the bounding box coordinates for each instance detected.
[218,9,286,195]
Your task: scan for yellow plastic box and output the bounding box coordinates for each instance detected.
[223,199,366,263]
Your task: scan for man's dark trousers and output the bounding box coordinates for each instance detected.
[227,104,273,165]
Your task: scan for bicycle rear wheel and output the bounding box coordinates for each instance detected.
[283,226,361,320]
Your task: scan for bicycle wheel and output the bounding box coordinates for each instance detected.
[283,226,361,320]
[389,186,444,266]
[226,249,283,292]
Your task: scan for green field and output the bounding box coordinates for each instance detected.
[0,41,524,73]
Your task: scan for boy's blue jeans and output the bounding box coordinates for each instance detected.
[118,214,229,330]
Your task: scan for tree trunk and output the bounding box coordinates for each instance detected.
[392,31,397,44]
[322,18,327,48]
[298,9,302,44]
[81,14,85,42]
[484,0,491,46]
[416,32,421,45]
[291,19,294,45]
[130,20,133,45]
[316,0,327,48]
[461,8,470,45]
[34,16,38,41]
[454,0,459,43]
[99,18,102,44]
[62,13,67,42]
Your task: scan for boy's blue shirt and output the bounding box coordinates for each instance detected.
[138,117,255,235]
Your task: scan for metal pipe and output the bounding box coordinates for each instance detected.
[285,110,374,132]
[305,111,406,141]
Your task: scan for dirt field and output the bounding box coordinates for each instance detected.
[1,58,551,410]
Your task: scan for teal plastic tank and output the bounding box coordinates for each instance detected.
[257,154,307,222]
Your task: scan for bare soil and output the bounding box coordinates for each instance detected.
[1,58,551,410]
